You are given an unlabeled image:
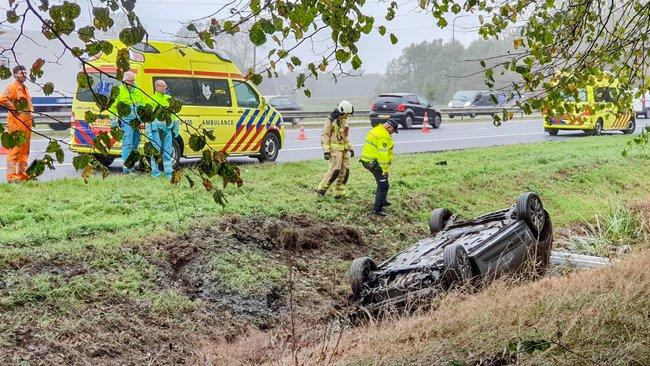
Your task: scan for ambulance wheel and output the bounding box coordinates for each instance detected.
[593,119,603,135]
[93,154,115,168]
[546,128,559,136]
[257,133,279,163]
[171,138,182,169]
[622,118,636,134]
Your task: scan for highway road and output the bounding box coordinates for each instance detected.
[1,118,648,183]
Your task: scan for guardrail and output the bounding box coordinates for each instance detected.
[3,106,536,127]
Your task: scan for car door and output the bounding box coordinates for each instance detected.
[406,94,423,123]
[192,77,236,152]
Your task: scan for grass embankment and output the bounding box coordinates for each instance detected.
[0,135,648,364]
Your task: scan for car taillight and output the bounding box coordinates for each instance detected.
[371,103,377,111]
[396,103,406,112]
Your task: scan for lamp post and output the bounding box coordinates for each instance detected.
[452,14,472,43]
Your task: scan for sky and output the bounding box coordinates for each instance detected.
[8,0,484,74]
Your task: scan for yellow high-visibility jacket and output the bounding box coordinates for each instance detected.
[321,116,352,152]
[360,124,394,174]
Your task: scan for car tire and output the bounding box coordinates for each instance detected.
[448,115,455,119]
[645,109,650,119]
[533,211,553,276]
[515,192,546,236]
[349,257,377,300]
[546,128,559,136]
[469,113,476,118]
[403,114,414,129]
[593,119,604,135]
[443,243,473,286]
[622,118,636,134]
[257,132,280,163]
[431,114,442,129]
[93,154,115,168]
[171,138,182,169]
[429,208,452,235]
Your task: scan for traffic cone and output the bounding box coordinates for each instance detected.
[297,122,306,140]
[421,111,431,133]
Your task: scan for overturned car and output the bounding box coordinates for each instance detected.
[349,192,553,311]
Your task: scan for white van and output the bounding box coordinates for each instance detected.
[633,91,650,119]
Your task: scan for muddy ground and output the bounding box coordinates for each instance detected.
[2,213,380,365]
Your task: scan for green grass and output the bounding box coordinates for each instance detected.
[0,135,648,363]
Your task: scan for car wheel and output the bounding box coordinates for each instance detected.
[431,114,442,129]
[645,109,650,119]
[593,119,603,135]
[257,132,280,163]
[515,192,546,236]
[448,115,455,119]
[546,128,559,136]
[533,211,553,276]
[403,114,414,129]
[349,257,377,300]
[93,154,115,168]
[469,113,476,118]
[429,208,452,235]
[171,138,182,169]
[443,243,473,286]
[622,118,636,134]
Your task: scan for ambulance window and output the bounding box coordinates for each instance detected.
[76,73,119,103]
[595,88,614,102]
[154,77,199,106]
[195,78,232,107]
[233,81,260,109]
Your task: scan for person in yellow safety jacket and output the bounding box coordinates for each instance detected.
[360,118,398,216]
[145,79,179,179]
[317,100,355,198]
[0,66,33,183]
[109,71,146,174]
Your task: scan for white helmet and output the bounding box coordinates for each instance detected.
[337,100,354,115]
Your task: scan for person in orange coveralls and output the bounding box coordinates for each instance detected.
[0,65,33,183]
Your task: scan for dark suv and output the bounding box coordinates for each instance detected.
[370,93,442,129]
[447,90,506,118]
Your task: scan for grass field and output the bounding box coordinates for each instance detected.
[0,135,648,364]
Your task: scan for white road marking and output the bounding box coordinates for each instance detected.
[282,132,546,151]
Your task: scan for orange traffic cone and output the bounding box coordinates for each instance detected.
[421,111,431,133]
[297,122,306,140]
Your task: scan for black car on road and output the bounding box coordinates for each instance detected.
[348,192,553,312]
[265,95,303,125]
[370,93,442,129]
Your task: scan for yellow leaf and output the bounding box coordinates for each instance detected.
[513,37,524,49]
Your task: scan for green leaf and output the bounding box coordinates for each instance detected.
[46,140,60,154]
[204,129,216,141]
[186,175,195,188]
[290,56,302,66]
[123,150,141,169]
[27,159,45,178]
[249,25,267,46]
[6,10,20,24]
[186,23,198,33]
[304,89,311,97]
[250,0,261,13]
[84,110,98,124]
[55,149,65,164]
[189,135,206,151]
[72,154,91,171]
[451,3,461,14]
[43,82,55,96]
[0,66,11,80]
[351,54,362,70]
[378,25,386,36]
[250,73,263,85]
[390,33,398,45]
[335,49,351,63]
[296,73,306,88]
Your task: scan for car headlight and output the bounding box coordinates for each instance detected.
[463,102,471,107]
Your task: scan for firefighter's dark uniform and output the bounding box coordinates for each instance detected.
[360,121,396,214]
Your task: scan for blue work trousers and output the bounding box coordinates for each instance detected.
[146,121,174,178]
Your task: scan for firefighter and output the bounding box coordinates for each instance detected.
[0,65,33,183]
[145,79,178,179]
[360,118,398,216]
[317,100,355,198]
[110,71,145,174]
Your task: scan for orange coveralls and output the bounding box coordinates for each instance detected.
[1,81,33,182]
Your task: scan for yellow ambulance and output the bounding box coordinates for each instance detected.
[69,40,284,166]
[543,76,636,136]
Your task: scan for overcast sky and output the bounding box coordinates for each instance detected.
[10,0,483,74]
